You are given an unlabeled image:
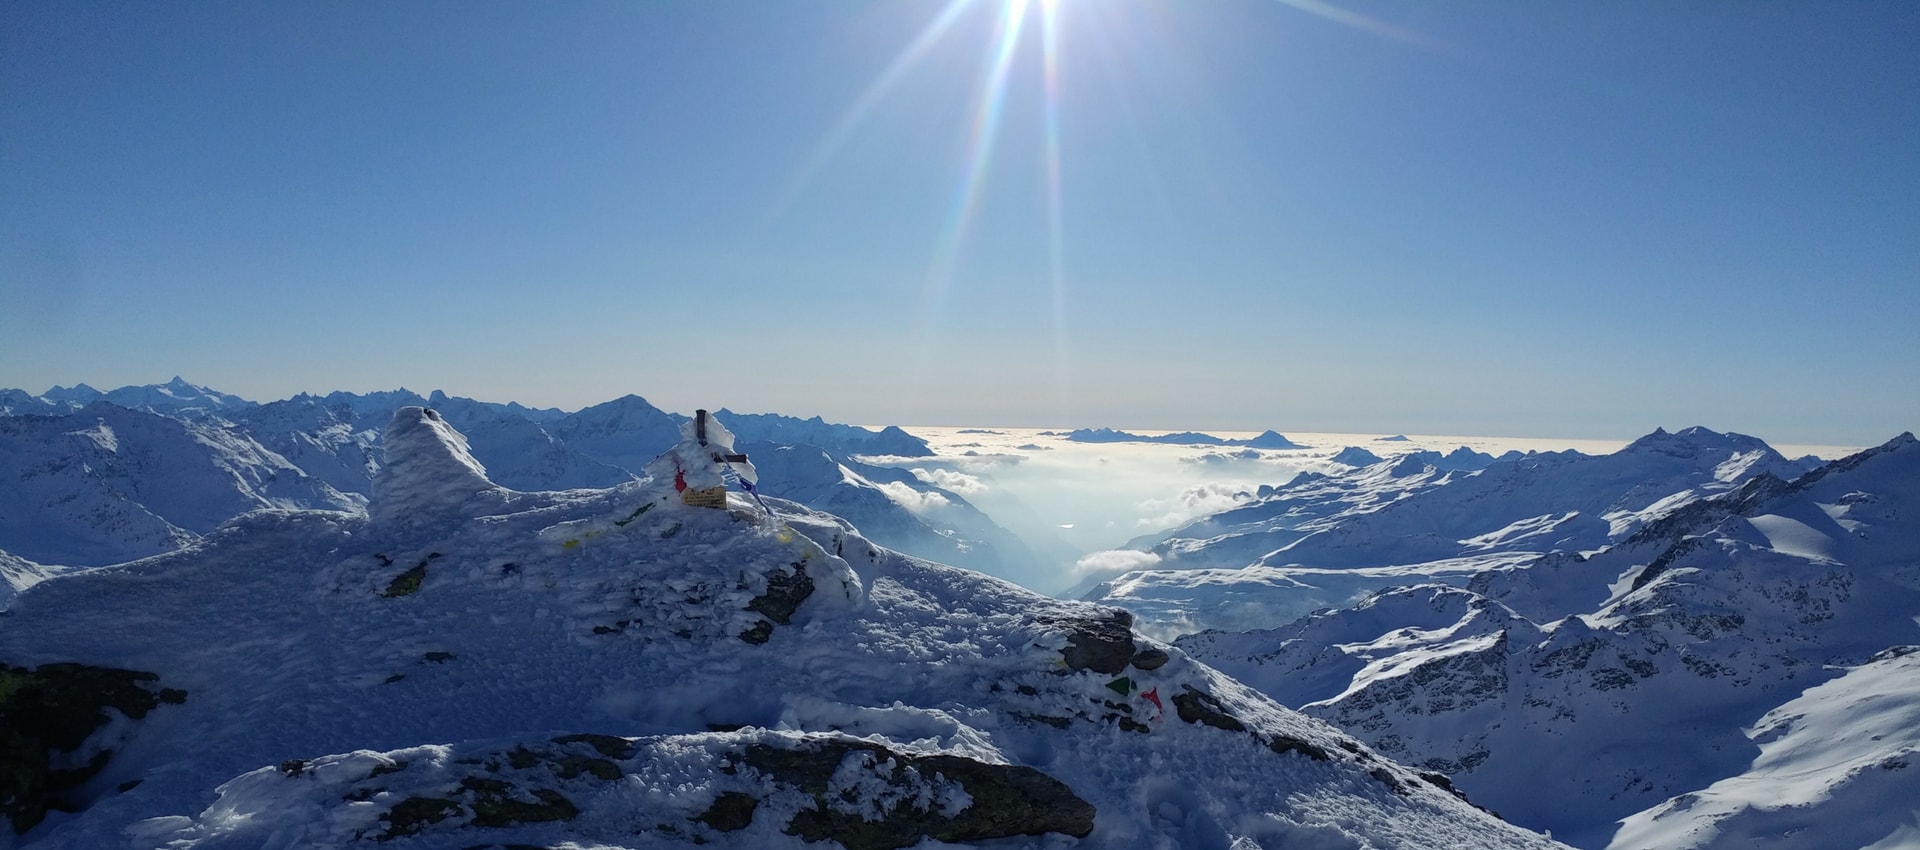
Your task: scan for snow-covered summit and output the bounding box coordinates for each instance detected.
[371,406,513,525]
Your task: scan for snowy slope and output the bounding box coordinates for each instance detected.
[1178,433,1920,848]
[1612,646,1920,850]
[0,549,59,610]
[0,408,1565,850]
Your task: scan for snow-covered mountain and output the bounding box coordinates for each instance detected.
[0,408,1564,850]
[1082,428,1823,635]
[0,402,362,565]
[743,442,1046,578]
[1060,428,1307,449]
[716,410,933,457]
[1177,433,1920,848]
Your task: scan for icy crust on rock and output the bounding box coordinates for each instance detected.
[0,418,1563,850]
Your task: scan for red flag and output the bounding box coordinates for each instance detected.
[1142,687,1162,711]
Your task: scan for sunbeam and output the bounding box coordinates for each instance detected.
[1266,0,1454,53]
[1041,0,1072,427]
[917,0,1033,315]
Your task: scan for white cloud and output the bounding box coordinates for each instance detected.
[911,467,987,495]
[1135,483,1253,532]
[1073,549,1162,577]
[875,480,952,512]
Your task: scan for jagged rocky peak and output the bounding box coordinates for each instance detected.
[371,406,507,524]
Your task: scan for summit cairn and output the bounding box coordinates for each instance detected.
[645,409,758,509]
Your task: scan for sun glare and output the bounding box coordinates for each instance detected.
[771,0,1076,420]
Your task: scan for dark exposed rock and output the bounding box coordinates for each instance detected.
[0,662,187,834]
[1012,712,1073,729]
[381,797,461,839]
[550,755,620,781]
[696,791,758,832]
[1130,647,1171,670]
[739,621,775,645]
[381,560,428,598]
[1369,767,1410,794]
[549,733,637,760]
[1172,685,1247,733]
[746,561,816,626]
[742,738,1095,850]
[460,777,578,828]
[1055,610,1138,674]
[1267,736,1331,761]
[1419,771,1468,799]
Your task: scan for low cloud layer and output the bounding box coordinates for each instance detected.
[911,467,987,495]
[1135,483,1255,532]
[1074,549,1163,578]
[876,481,953,512]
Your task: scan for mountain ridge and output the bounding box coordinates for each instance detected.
[0,406,1563,850]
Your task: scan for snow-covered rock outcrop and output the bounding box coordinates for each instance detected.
[0,413,1564,850]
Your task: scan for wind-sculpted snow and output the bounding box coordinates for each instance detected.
[1180,432,1920,848]
[371,407,514,526]
[0,412,1564,850]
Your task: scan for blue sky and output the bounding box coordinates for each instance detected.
[3,1,1915,446]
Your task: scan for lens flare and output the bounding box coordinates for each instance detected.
[917,0,1033,314]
